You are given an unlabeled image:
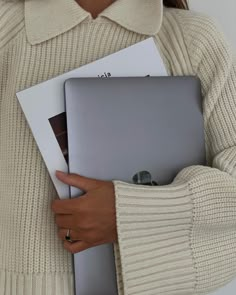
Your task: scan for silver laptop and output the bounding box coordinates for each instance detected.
[64,76,206,295]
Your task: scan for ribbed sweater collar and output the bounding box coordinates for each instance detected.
[24,0,163,45]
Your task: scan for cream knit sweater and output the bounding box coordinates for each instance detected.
[0,0,236,294]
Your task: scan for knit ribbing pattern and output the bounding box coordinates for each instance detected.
[114,180,195,295]
[0,2,236,295]
[0,1,24,50]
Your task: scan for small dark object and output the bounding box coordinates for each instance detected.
[132,171,159,186]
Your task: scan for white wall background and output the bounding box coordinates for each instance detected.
[188,2,236,294]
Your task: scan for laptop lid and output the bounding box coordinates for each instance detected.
[64,76,206,295]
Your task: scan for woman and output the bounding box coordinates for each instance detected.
[0,0,236,294]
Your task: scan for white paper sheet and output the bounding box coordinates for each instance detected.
[17,38,167,199]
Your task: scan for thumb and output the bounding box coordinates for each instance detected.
[55,171,101,192]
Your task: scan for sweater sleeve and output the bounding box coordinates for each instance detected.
[113,14,236,295]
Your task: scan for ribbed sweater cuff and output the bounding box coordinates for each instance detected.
[113,180,196,295]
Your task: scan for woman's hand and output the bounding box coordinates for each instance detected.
[51,171,118,254]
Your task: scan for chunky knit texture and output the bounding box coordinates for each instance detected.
[0,1,236,295]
